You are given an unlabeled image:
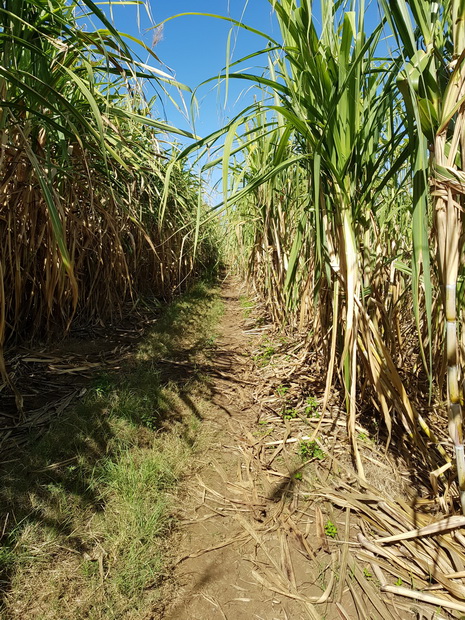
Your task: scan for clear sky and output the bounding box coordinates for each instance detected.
[103,1,279,141]
[91,1,281,198]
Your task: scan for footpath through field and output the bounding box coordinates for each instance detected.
[2,277,459,619]
[160,281,357,620]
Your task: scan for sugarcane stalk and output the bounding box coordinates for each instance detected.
[435,128,465,512]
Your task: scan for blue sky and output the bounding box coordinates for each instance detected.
[153,1,278,137]
[95,1,281,198]
[103,1,279,140]
[149,1,385,178]
[107,1,385,139]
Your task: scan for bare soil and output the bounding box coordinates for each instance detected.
[157,283,363,620]
[160,285,320,620]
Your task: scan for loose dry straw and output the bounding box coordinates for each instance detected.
[375,515,465,543]
[381,585,465,613]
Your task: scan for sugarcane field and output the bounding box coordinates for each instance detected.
[2,1,465,618]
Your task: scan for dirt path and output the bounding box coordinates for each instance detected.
[158,281,465,620]
[161,283,330,620]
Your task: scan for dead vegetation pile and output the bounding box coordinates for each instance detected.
[247,313,465,619]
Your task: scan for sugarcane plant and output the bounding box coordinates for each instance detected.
[0,0,219,402]
[210,0,418,477]
[380,0,465,512]
[219,103,310,324]
[166,0,462,506]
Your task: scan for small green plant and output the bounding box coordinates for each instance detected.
[281,406,298,420]
[304,395,319,417]
[253,427,272,439]
[239,296,254,316]
[299,440,325,461]
[324,520,338,539]
[276,384,289,397]
[362,567,380,587]
[203,335,217,347]
[93,374,113,398]
[294,472,303,480]
[254,339,276,366]
[357,432,368,441]
[395,577,403,586]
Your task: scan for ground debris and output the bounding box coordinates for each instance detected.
[163,280,465,620]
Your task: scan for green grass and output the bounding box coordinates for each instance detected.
[239,295,255,318]
[0,280,223,619]
[254,339,277,367]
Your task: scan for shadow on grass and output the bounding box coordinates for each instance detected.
[0,278,223,615]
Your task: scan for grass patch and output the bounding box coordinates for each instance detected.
[239,295,255,318]
[0,280,223,619]
[254,338,277,367]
